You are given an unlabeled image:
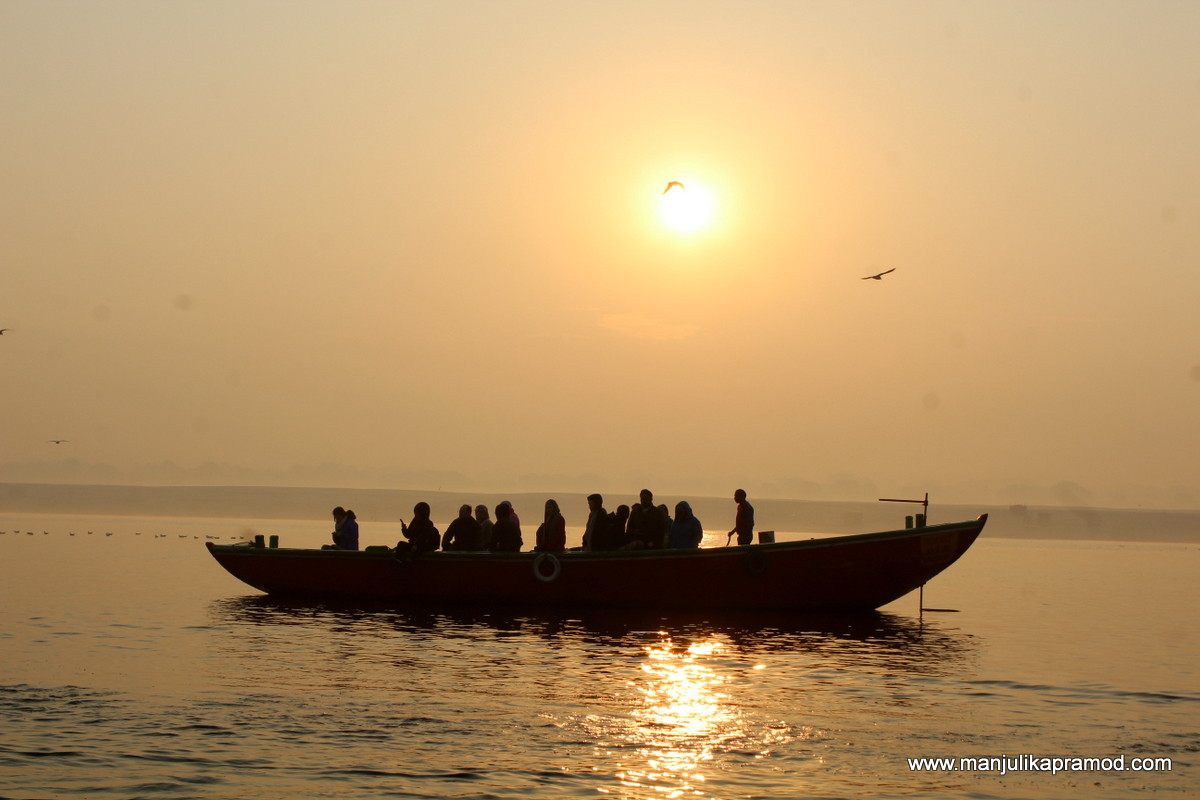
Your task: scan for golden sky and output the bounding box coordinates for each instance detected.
[2,1,1198,508]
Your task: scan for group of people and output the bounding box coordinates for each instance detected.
[391,499,548,555]
[394,500,526,555]
[581,488,755,551]
[323,490,756,554]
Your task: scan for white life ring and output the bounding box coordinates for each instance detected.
[532,552,562,582]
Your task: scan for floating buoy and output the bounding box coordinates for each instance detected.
[532,552,562,582]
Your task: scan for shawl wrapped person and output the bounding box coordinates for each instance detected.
[475,504,495,550]
[535,499,567,552]
[490,502,523,552]
[667,501,703,549]
[582,493,607,551]
[325,507,359,550]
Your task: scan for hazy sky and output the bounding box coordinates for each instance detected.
[3,1,1198,508]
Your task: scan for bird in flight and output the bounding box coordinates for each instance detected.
[662,181,685,194]
[47,439,69,444]
[861,268,896,280]
[0,329,9,335]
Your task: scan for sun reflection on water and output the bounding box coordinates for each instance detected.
[583,633,795,799]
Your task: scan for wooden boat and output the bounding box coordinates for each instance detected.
[205,514,987,612]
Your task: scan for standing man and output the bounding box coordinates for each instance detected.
[729,489,755,546]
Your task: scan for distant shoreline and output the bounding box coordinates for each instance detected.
[2,482,1198,543]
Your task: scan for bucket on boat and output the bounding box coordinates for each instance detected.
[915,513,926,527]
[757,531,775,544]
[905,515,914,529]
[253,534,266,547]
[268,535,279,548]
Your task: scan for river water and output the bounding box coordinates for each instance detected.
[1,514,1196,799]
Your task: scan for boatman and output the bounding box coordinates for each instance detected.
[729,489,755,546]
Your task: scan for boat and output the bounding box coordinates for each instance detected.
[205,514,987,612]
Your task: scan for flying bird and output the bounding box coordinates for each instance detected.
[861,268,896,280]
[662,181,685,194]
[0,329,9,335]
[47,439,69,444]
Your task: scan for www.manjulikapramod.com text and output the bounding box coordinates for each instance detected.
[907,754,1172,777]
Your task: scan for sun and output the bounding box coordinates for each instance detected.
[659,182,716,234]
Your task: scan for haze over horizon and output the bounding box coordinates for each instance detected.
[3,2,1199,511]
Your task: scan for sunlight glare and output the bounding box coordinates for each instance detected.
[659,182,716,234]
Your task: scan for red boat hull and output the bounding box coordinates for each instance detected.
[206,515,986,612]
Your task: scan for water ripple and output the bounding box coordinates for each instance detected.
[3,531,1198,799]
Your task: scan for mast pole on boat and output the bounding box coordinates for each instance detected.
[878,492,932,618]
[877,491,929,526]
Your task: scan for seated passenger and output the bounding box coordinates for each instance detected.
[443,503,483,551]
[500,500,521,530]
[595,504,631,551]
[625,490,668,549]
[475,504,495,550]
[667,501,703,549]
[339,509,359,550]
[535,499,566,552]
[582,493,606,551]
[323,506,359,550]
[490,502,523,552]
[396,502,440,554]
